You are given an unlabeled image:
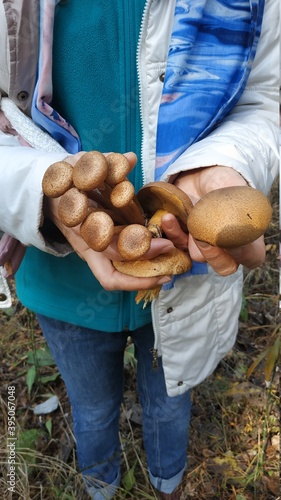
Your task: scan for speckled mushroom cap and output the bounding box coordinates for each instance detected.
[80,210,115,252]
[42,161,73,198]
[58,187,89,227]
[72,151,108,191]
[187,186,272,248]
[105,153,132,185]
[137,182,193,227]
[117,224,152,260]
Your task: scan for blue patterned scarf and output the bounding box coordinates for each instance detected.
[155,0,264,180]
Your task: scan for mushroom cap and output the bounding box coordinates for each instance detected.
[137,182,193,227]
[113,248,192,277]
[58,187,89,227]
[72,151,108,191]
[80,210,115,252]
[187,186,272,248]
[42,161,73,198]
[110,180,135,208]
[117,224,152,260]
[105,153,132,185]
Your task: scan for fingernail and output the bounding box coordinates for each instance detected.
[196,240,211,248]
[162,219,173,230]
[158,276,172,284]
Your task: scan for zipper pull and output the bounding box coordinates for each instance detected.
[150,348,159,370]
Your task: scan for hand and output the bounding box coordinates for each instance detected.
[44,151,173,291]
[162,165,266,276]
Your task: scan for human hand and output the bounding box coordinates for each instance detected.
[162,165,266,276]
[44,151,174,291]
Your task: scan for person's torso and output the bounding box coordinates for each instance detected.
[16,0,152,332]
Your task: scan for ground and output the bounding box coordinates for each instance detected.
[0,179,279,500]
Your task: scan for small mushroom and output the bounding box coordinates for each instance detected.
[110,180,145,225]
[58,187,89,227]
[72,151,108,191]
[105,152,132,185]
[42,161,73,198]
[117,224,152,260]
[80,210,115,252]
[187,186,272,248]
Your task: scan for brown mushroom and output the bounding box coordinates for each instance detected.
[117,224,152,260]
[187,186,272,248]
[42,161,73,198]
[80,210,115,252]
[110,180,145,225]
[58,187,89,227]
[113,248,192,306]
[72,151,108,191]
[105,152,133,185]
[137,181,193,236]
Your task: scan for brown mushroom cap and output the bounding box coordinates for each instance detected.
[42,161,73,198]
[187,186,272,248]
[110,180,135,208]
[72,151,108,191]
[137,182,193,228]
[117,224,152,260]
[113,248,192,277]
[105,153,132,185]
[80,210,115,252]
[58,187,89,227]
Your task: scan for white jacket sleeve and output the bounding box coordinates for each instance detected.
[0,131,70,254]
[164,0,279,194]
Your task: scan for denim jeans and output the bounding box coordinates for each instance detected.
[37,315,191,499]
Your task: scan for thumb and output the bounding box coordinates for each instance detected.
[192,238,238,276]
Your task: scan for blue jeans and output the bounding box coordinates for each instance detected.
[37,315,191,499]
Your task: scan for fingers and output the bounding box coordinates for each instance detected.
[189,235,266,276]
[189,236,238,276]
[161,214,189,250]
[84,248,172,291]
[227,236,266,269]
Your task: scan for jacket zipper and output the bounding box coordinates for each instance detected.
[136,0,150,187]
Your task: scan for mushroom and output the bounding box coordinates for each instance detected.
[105,152,133,185]
[42,161,73,198]
[116,224,152,260]
[58,187,89,227]
[187,186,272,248]
[113,248,192,306]
[137,181,193,236]
[72,151,108,191]
[110,180,145,225]
[80,210,115,252]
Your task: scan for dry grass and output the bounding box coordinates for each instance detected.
[0,179,279,500]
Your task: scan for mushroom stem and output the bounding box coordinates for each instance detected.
[135,287,162,307]
[146,209,169,237]
[110,180,145,225]
[86,190,128,225]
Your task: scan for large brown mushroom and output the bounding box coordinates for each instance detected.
[187,186,272,248]
[113,248,192,306]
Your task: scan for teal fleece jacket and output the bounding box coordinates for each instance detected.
[15,0,151,332]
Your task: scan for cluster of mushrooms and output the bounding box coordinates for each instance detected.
[42,151,272,306]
